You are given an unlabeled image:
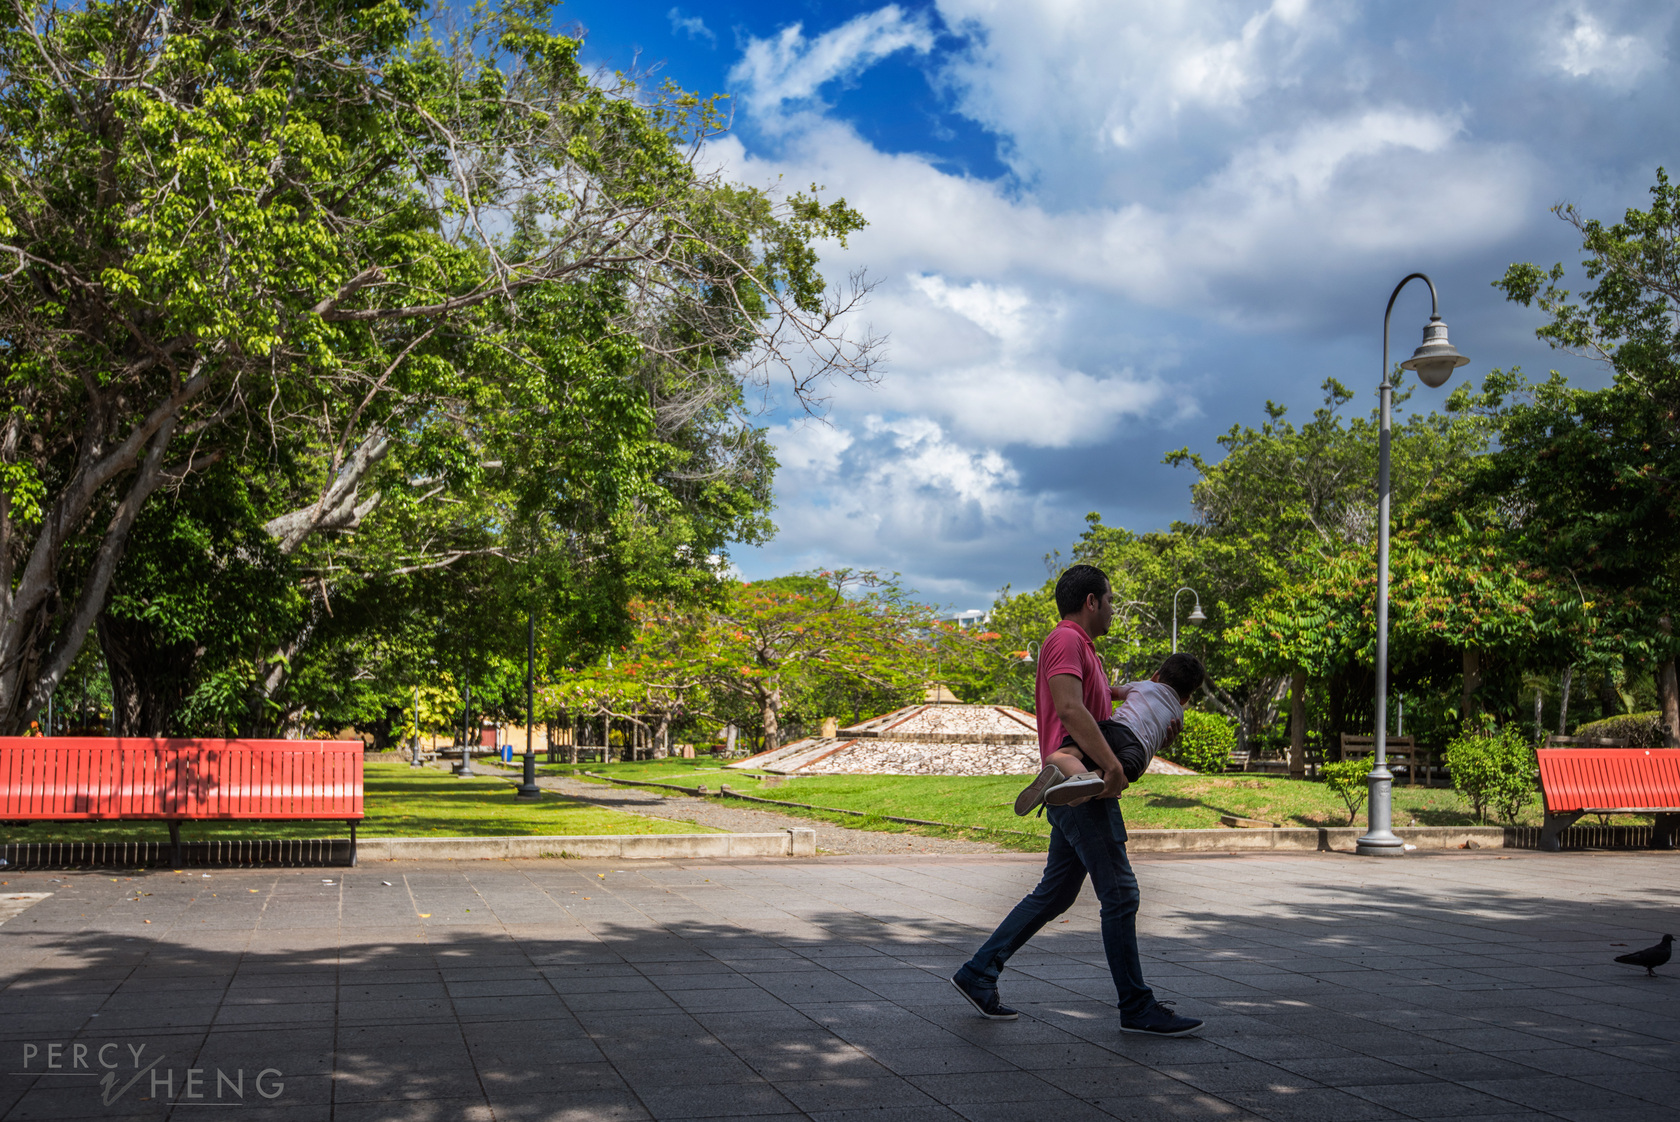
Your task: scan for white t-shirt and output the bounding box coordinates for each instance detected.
[1114,680,1184,763]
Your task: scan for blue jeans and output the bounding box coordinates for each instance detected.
[955,798,1154,1015]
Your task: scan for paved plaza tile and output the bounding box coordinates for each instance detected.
[0,849,1675,1120]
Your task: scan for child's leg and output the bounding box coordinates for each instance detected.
[1042,739,1109,807]
[1044,746,1093,778]
[1015,745,1093,816]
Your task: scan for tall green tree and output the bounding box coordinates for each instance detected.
[1490,167,1680,742]
[0,0,876,733]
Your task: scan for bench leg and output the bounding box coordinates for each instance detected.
[167,820,182,868]
[348,821,358,868]
[1540,811,1583,852]
[1653,813,1680,851]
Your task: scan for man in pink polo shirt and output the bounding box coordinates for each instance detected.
[951,564,1203,1037]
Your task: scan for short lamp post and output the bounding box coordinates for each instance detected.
[1356,273,1469,858]
[455,680,475,776]
[517,612,542,799]
[1172,588,1205,654]
[411,686,423,768]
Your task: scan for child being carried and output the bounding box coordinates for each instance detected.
[1015,653,1206,815]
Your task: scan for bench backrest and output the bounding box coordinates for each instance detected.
[0,738,364,820]
[1536,747,1680,813]
[1339,735,1415,751]
[1544,734,1630,748]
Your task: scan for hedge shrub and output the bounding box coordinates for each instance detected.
[1165,710,1236,775]
[1443,723,1537,824]
[1319,758,1369,825]
[1572,711,1667,748]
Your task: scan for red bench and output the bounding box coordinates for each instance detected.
[0,738,364,865]
[1537,747,1680,852]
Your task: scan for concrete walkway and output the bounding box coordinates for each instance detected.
[0,849,1676,1121]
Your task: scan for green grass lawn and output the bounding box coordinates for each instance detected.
[1,758,723,845]
[545,757,1536,850]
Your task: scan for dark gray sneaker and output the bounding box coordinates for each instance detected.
[1120,1001,1202,1037]
[1014,763,1065,816]
[951,974,1020,1020]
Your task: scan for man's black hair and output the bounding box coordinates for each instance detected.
[1157,652,1205,699]
[1054,564,1109,618]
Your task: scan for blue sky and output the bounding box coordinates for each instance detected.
[567,0,1677,610]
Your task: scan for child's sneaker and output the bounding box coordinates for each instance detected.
[1043,773,1106,806]
[1014,763,1065,816]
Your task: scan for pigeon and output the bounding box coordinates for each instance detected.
[1614,934,1673,977]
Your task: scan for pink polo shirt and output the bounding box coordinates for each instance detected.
[1035,619,1111,762]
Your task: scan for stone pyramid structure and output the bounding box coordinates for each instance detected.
[727,703,1041,776]
[727,700,1200,777]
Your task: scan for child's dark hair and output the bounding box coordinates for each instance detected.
[1157,652,1205,699]
[1054,564,1109,618]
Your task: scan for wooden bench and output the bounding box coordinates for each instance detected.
[1545,734,1630,748]
[0,738,364,866]
[1339,734,1430,785]
[1536,747,1680,851]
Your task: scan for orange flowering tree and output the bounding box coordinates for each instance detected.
[1228,515,1604,728]
[542,571,963,753]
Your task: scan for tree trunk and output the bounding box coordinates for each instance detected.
[1327,673,1344,743]
[1659,616,1679,747]
[1289,670,1307,779]
[761,680,782,753]
[1461,648,1481,726]
[1558,665,1573,735]
[1597,671,1622,719]
[1661,660,1680,747]
[97,612,198,736]
[570,715,579,766]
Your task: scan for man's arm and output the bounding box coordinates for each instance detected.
[1048,674,1129,797]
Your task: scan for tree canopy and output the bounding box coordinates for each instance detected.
[0,0,877,735]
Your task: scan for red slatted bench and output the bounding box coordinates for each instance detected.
[0,738,364,865]
[1536,747,1680,852]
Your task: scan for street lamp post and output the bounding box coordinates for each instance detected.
[1171,587,1205,654]
[1356,273,1469,857]
[517,612,542,799]
[455,680,475,776]
[411,686,423,768]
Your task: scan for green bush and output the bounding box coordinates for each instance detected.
[1165,710,1236,775]
[1319,758,1370,825]
[1443,724,1538,824]
[1572,711,1667,748]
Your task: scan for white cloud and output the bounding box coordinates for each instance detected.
[668,7,716,45]
[711,104,1534,324]
[910,274,1035,342]
[855,275,1171,447]
[772,421,853,474]
[764,414,1059,596]
[728,5,935,118]
[1550,8,1663,85]
[935,0,1349,193]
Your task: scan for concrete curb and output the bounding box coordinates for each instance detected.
[356,830,816,862]
[1126,825,1508,853]
[575,773,1510,853]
